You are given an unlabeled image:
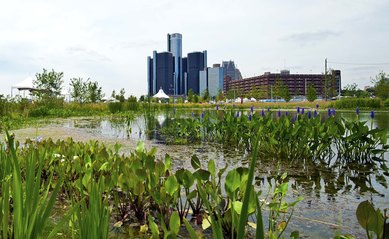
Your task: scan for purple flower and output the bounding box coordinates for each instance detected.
[314,110,318,118]
[35,136,43,143]
[316,103,319,109]
[285,111,289,116]
[356,107,360,115]
[332,108,336,116]
[267,107,270,112]
[301,108,305,115]
[278,110,281,118]
[235,111,240,118]
[248,114,252,121]
[308,111,312,119]
[292,115,297,123]
[201,112,205,119]
[328,108,332,117]
[370,111,375,119]
[261,109,265,117]
[297,107,300,114]
[216,105,219,111]
[250,106,254,113]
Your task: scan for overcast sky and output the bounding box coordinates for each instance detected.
[1,0,388,97]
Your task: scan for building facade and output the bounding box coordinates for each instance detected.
[167,33,182,95]
[187,51,207,95]
[224,70,341,99]
[222,60,243,81]
[147,51,174,96]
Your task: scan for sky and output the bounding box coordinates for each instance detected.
[1,0,388,98]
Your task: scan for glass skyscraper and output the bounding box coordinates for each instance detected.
[167,33,182,95]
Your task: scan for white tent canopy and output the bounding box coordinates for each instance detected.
[11,77,37,97]
[12,77,36,91]
[153,88,169,99]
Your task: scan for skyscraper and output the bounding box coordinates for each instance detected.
[147,51,174,96]
[167,33,182,95]
[187,51,207,95]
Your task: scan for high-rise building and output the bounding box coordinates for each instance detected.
[147,33,207,96]
[147,51,174,96]
[208,64,224,97]
[167,33,182,95]
[187,51,207,95]
[222,60,242,80]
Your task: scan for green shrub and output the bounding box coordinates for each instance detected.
[383,99,389,107]
[28,106,49,117]
[107,102,123,113]
[332,98,382,109]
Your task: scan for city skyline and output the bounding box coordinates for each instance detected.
[1,0,388,98]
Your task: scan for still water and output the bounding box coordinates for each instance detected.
[11,110,389,238]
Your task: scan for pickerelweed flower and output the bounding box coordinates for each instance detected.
[314,110,318,118]
[278,110,281,118]
[216,104,219,111]
[301,108,305,114]
[370,111,375,119]
[297,107,300,114]
[201,111,205,119]
[261,109,265,117]
[248,114,252,121]
[250,105,254,113]
[308,111,312,119]
[332,108,336,116]
[328,108,332,116]
[356,107,360,115]
[292,115,297,123]
[267,107,271,112]
[285,111,289,116]
[316,103,319,109]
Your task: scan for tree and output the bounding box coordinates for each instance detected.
[117,88,126,102]
[372,71,389,100]
[273,79,291,101]
[70,77,87,103]
[323,73,336,100]
[202,88,210,102]
[34,68,64,98]
[306,83,317,102]
[87,81,104,103]
[193,94,199,103]
[216,89,224,102]
[187,89,194,103]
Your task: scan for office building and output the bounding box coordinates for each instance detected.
[224,70,341,99]
[147,33,207,96]
[147,51,174,96]
[167,33,182,95]
[208,64,224,97]
[187,51,207,95]
[222,60,243,81]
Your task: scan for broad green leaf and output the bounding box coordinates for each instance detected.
[165,175,179,196]
[169,211,180,236]
[148,216,159,239]
[191,155,201,170]
[193,169,210,181]
[208,159,216,176]
[356,200,378,232]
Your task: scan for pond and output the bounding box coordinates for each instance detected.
[10,110,389,238]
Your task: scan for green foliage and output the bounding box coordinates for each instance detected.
[188,89,194,102]
[342,83,370,98]
[372,71,389,100]
[273,78,291,102]
[34,68,64,98]
[306,82,317,102]
[356,200,388,239]
[202,88,210,101]
[333,98,382,109]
